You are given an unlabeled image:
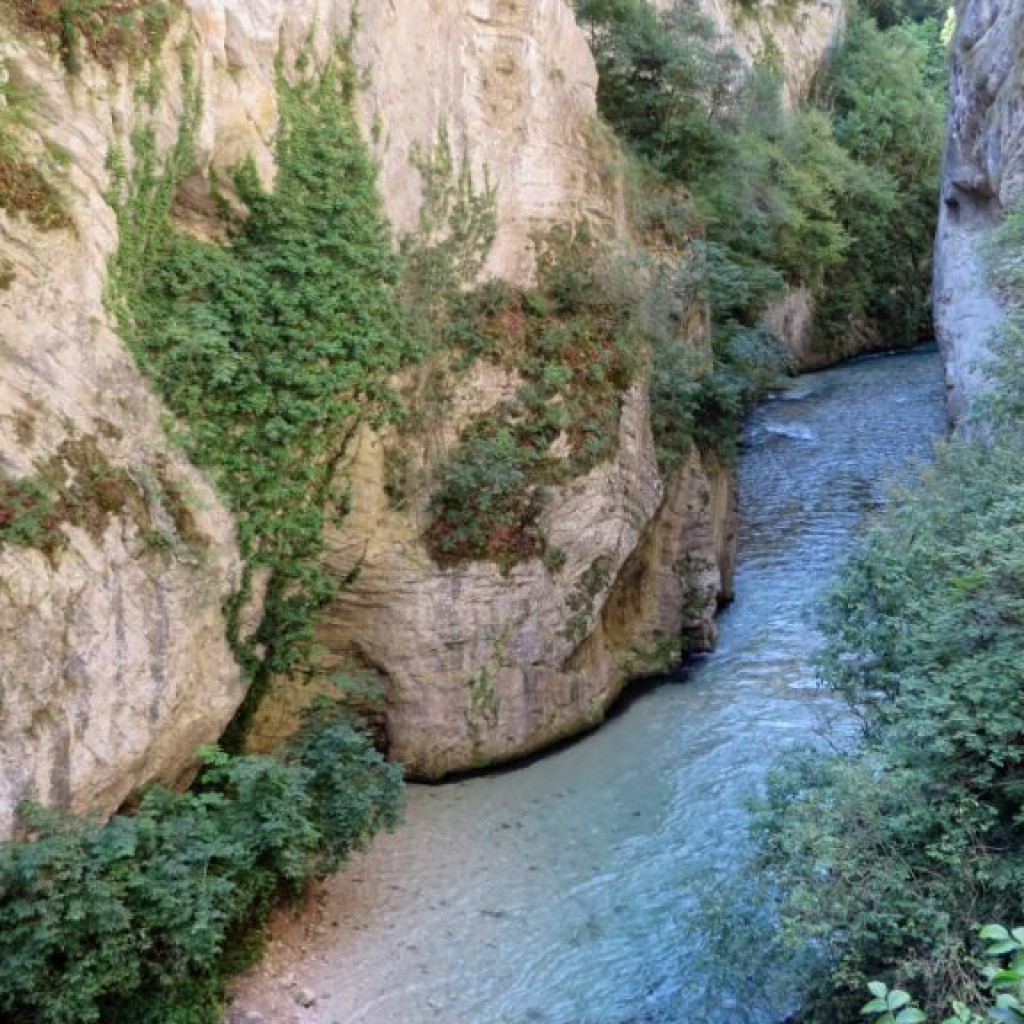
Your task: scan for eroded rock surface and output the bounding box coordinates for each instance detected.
[1,0,842,811]
[0,24,246,836]
[934,0,1024,421]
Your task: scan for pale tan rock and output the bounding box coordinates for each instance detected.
[650,0,847,105]
[0,0,842,814]
[0,35,246,837]
[0,0,624,824]
[263,373,738,778]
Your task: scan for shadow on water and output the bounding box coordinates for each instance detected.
[323,343,948,1024]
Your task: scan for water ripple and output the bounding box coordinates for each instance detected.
[316,347,947,1024]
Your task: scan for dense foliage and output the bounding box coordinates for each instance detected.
[574,0,946,356]
[736,206,1024,1023]
[109,50,416,736]
[0,702,403,1024]
[812,13,947,347]
[423,235,640,566]
[860,926,1024,1024]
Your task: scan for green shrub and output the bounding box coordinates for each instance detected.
[108,47,416,736]
[575,0,742,184]
[425,427,543,568]
[576,0,945,356]
[811,12,946,348]
[422,233,642,568]
[860,927,1024,1024]
[0,703,403,1024]
[742,438,1024,1021]
[3,0,173,73]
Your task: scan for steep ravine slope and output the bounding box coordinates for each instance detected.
[0,18,250,838]
[0,0,845,832]
[251,0,846,777]
[934,0,1024,421]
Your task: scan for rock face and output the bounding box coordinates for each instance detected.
[0,0,680,817]
[279,378,737,778]
[934,0,1024,422]
[246,1,748,777]
[0,0,844,818]
[684,0,846,105]
[0,24,247,836]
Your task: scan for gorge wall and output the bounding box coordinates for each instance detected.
[0,0,843,832]
[934,0,1024,421]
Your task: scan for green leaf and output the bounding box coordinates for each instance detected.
[894,1008,927,1024]
[987,942,1021,957]
[887,990,912,1011]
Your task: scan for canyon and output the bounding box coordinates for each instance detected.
[0,0,852,830]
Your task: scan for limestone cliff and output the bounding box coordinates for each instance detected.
[934,0,1024,421]
[249,1,740,776]
[251,0,836,777]
[655,0,846,106]
[0,0,847,818]
[0,15,251,837]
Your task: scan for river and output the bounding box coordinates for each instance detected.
[230,345,947,1024]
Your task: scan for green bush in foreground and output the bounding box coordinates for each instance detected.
[746,441,1024,1022]
[0,702,403,1024]
[862,926,1024,1024]
[725,201,1024,1024]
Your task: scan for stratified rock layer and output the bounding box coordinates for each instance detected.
[0,23,246,836]
[0,0,844,816]
[934,0,1024,421]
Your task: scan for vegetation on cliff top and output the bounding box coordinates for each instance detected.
[3,0,174,73]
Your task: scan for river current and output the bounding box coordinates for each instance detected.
[238,346,947,1024]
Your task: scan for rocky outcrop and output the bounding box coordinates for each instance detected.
[248,0,848,778]
[691,0,846,105]
[0,24,248,836]
[0,0,676,815]
[934,0,1024,421]
[253,371,737,777]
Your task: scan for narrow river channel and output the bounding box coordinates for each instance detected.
[232,346,947,1024]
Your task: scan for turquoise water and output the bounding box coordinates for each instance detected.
[280,347,947,1024]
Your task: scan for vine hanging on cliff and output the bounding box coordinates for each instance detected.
[107,40,416,739]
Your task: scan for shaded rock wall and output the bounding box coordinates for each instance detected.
[934,0,1024,422]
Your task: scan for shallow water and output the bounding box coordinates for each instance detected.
[303,347,947,1024]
